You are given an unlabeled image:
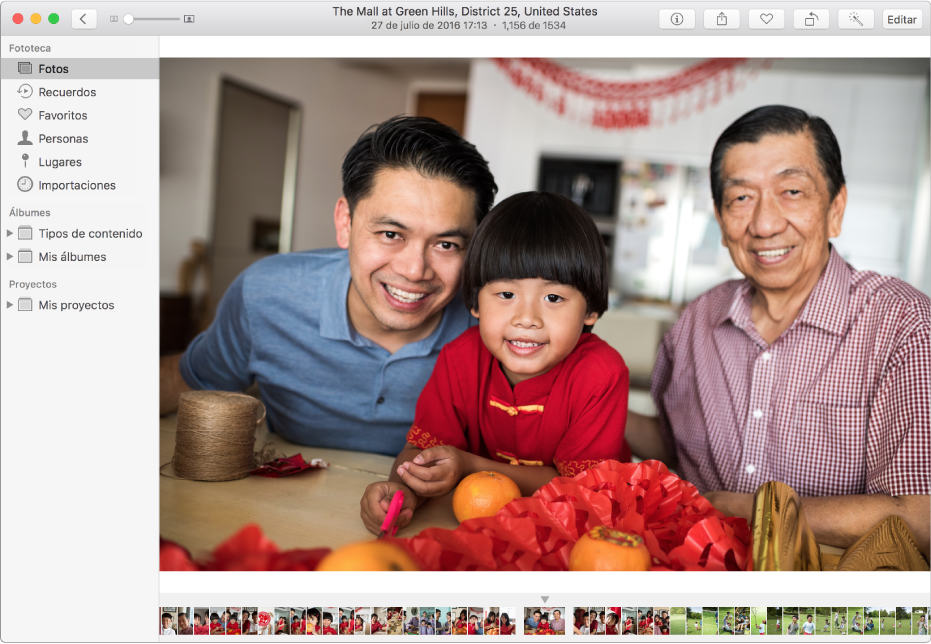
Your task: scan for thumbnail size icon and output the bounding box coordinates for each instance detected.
[18,84,33,98]
[17,176,33,192]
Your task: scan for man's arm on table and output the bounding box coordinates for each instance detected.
[705,490,930,558]
[160,353,192,416]
[625,410,675,467]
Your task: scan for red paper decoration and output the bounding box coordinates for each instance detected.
[394,460,751,571]
[492,58,772,130]
[160,460,751,572]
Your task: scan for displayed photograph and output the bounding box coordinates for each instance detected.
[638,607,654,635]
[372,608,390,635]
[687,608,703,636]
[417,608,436,635]
[814,608,831,636]
[450,608,468,635]
[895,607,911,636]
[832,607,848,636]
[175,608,194,636]
[733,607,750,635]
[849,608,865,635]
[718,608,735,635]
[573,607,592,636]
[386,607,404,635]
[225,608,242,635]
[621,607,638,635]
[354,608,372,635]
[661,608,681,636]
[469,608,484,635]
[911,607,928,636]
[782,608,800,636]
[432,608,450,636]
[863,607,893,636]
[524,608,561,635]
[401,607,419,635]
[156,57,931,576]
[703,608,719,636]
[320,607,338,635]
[208,607,226,635]
[191,607,210,635]
[796,608,815,636]
[161,609,178,636]
[751,608,766,636]
[338,607,354,635]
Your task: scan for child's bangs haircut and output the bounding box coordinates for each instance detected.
[462,191,609,318]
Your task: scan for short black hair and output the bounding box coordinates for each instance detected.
[193,613,202,621]
[308,608,321,620]
[461,191,609,324]
[210,613,220,620]
[342,115,497,225]
[323,612,333,622]
[710,105,845,211]
[162,613,172,620]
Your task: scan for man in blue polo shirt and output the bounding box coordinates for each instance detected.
[159,116,497,458]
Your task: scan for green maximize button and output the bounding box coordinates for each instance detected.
[48,13,60,24]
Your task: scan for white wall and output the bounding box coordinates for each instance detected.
[159,59,412,291]
[465,58,929,289]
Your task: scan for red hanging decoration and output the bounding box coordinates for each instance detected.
[492,58,772,130]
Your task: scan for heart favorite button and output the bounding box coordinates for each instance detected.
[760,13,773,24]
[18,108,32,119]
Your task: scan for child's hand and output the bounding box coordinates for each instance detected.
[359,481,417,535]
[396,445,473,497]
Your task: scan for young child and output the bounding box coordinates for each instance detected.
[308,608,322,635]
[822,618,830,634]
[360,191,630,533]
[356,615,367,634]
[500,613,514,636]
[468,615,479,635]
[321,613,337,635]
[605,613,619,636]
[161,613,176,636]
[227,613,241,635]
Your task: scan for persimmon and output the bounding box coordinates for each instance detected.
[568,526,652,571]
[315,540,418,571]
[452,471,521,522]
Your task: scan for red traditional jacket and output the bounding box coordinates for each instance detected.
[407,327,630,476]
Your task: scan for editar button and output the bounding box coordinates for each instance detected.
[883,9,922,29]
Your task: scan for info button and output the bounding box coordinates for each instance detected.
[660,9,695,29]
[883,9,922,29]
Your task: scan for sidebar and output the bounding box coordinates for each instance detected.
[0,36,159,628]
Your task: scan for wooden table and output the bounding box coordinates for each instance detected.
[159,416,458,557]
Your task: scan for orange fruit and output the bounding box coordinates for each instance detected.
[452,471,521,522]
[315,540,418,571]
[568,526,652,571]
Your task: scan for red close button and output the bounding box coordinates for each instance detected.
[12,12,24,23]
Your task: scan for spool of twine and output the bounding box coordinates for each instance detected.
[171,390,266,482]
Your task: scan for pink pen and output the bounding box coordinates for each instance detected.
[378,490,405,538]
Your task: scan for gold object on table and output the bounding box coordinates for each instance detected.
[751,481,930,571]
[835,515,930,572]
[751,481,822,571]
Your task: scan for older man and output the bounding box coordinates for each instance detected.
[159,116,496,458]
[627,105,930,557]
